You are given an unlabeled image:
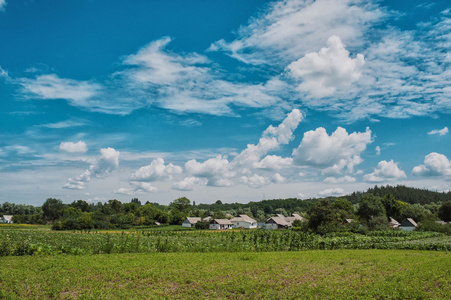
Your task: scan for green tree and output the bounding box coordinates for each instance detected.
[438,201,451,222]
[357,194,386,222]
[42,198,65,221]
[170,197,191,213]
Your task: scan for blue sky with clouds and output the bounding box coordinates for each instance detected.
[0,0,450,206]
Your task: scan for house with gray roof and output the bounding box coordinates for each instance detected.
[230,214,257,229]
[209,219,233,230]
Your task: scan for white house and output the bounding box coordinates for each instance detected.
[265,214,304,230]
[230,214,257,229]
[399,218,418,231]
[209,219,233,230]
[0,215,13,224]
[182,217,201,228]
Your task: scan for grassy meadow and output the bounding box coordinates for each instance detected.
[1,250,450,299]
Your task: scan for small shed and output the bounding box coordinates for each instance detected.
[0,215,13,224]
[182,217,201,228]
[209,219,233,230]
[399,218,418,231]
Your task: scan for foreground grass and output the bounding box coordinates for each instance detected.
[0,250,449,299]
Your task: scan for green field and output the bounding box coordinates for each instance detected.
[0,250,450,299]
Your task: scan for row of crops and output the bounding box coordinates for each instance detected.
[1,229,450,256]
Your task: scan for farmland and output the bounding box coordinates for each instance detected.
[1,226,450,299]
[1,227,451,256]
[1,250,450,299]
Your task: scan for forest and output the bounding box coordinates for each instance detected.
[1,185,450,234]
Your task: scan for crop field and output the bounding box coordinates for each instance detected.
[1,228,451,256]
[1,250,450,299]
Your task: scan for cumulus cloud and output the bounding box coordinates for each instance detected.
[428,127,448,136]
[172,176,207,191]
[288,35,365,97]
[272,173,286,183]
[233,109,303,166]
[318,187,345,197]
[64,147,120,189]
[59,141,88,153]
[253,155,293,170]
[129,158,182,181]
[412,153,451,177]
[292,126,372,174]
[323,175,356,184]
[185,155,233,178]
[363,160,407,183]
[241,174,269,188]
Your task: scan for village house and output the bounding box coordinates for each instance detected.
[230,214,257,229]
[389,217,400,229]
[182,217,201,228]
[0,215,13,224]
[265,214,304,230]
[399,218,418,231]
[209,219,233,230]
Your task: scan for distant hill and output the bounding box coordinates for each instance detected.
[195,185,450,214]
[344,185,451,205]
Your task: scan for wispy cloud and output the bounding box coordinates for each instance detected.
[428,127,448,136]
[0,0,6,12]
[209,0,385,65]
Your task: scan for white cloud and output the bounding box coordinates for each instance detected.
[233,109,303,166]
[292,126,372,174]
[0,0,6,12]
[288,35,365,97]
[253,155,293,170]
[172,176,206,191]
[59,141,88,153]
[129,158,182,182]
[209,0,384,65]
[272,173,286,183]
[318,187,345,197]
[428,127,448,136]
[20,74,102,107]
[114,182,158,195]
[241,174,269,188]
[323,175,356,184]
[375,146,381,155]
[63,147,120,190]
[412,153,451,177]
[363,160,407,183]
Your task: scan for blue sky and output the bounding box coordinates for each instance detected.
[0,0,450,206]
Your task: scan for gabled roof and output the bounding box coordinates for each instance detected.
[266,216,290,226]
[184,217,201,224]
[389,217,400,226]
[211,219,233,225]
[400,218,418,227]
[1,215,13,222]
[230,214,257,223]
[203,216,212,222]
[291,213,303,221]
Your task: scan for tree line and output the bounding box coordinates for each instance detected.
[1,185,450,233]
